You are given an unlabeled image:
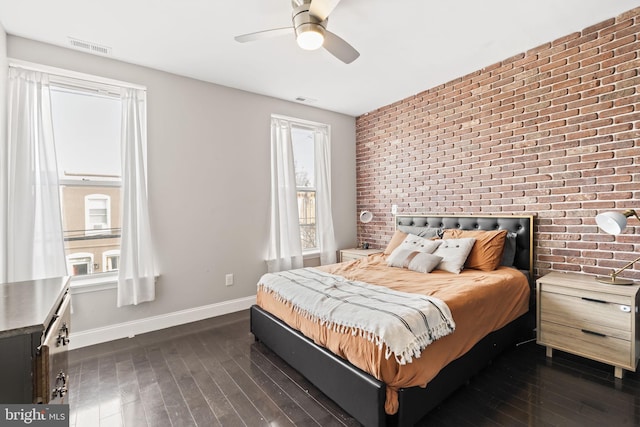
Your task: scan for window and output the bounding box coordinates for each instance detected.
[103,250,120,272]
[268,115,335,271]
[66,252,94,276]
[50,82,122,277]
[291,126,317,251]
[85,194,111,235]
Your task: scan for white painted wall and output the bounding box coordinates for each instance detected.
[6,36,357,340]
[0,26,6,281]
[0,27,5,141]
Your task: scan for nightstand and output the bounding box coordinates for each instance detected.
[536,271,640,379]
[339,248,383,262]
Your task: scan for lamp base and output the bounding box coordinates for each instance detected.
[596,276,635,286]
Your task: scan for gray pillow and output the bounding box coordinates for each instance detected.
[397,225,441,238]
[500,232,517,266]
[408,253,444,273]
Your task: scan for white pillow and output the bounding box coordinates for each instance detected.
[408,253,444,273]
[387,235,442,268]
[433,238,476,274]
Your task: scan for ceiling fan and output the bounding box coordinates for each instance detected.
[234,0,360,64]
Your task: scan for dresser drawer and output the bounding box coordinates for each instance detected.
[540,291,632,338]
[34,292,71,404]
[540,320,632,368]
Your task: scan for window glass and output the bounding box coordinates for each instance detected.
[291,126,317,251]
[50,85,122,276]
[51,87,121,178]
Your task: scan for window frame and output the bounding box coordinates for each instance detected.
[50,80,123,284]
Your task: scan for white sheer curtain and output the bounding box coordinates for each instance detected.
[1,68,67,283]
[117,88,156,306]
[313,126,337,265]
[266,118,303,272]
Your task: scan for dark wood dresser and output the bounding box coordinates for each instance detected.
[0,276,71,404]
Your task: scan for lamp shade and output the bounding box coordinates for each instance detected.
[595,211,627,235]
[359,210,373,224]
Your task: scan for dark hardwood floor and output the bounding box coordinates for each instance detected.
[67,310,640,426]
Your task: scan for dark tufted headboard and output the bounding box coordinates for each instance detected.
[396,214,534,285]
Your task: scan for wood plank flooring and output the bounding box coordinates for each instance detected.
[67,310,640,426]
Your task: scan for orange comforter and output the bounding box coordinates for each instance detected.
[256,253,529,414]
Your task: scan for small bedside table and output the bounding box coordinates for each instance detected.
[536,271,640,379]
[339,248,383,262]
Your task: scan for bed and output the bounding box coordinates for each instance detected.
[251,214,534,426]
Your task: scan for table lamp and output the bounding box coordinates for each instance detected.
[595,209,640,285]
[359,211,373,249]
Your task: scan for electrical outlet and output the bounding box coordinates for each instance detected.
[225,274,234,286]
[391,204,398,214]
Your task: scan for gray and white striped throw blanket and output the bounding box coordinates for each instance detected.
[259,268,456,365]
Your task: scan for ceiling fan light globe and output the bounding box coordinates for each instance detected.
[296,24,325,50]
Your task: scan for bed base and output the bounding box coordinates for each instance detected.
[251,304,530,427]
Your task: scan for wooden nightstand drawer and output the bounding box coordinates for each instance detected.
[536,271,640,379]
[340,248,382,262]
[539,320,632,368]
[540,292,632,338]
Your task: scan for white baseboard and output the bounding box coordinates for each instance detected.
[69,295,256,349]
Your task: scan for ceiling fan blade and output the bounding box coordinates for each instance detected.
[234,27,294,43]
[309,0,342,21]
[323,30,360,64]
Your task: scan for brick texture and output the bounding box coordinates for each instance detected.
[355,7,640,280]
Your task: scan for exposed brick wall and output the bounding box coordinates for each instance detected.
[356,7,640,280]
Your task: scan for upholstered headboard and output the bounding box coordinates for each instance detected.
[396,214,534,284]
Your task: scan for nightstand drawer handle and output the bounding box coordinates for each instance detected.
[581,297,607,304]
[620,305,631,313]
[581,329,606,338]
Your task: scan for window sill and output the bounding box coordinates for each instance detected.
[69,273,161,294]
[302,250,320,260]
[69,272,118,294]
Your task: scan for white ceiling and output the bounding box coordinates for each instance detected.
[1,0,638,116]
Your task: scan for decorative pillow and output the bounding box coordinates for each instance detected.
[383,230,409,255]
[387,235,442,268]
[500,232,518,267]
[432,238,476,274]
[387,248,420,268]
[408,253,443,273]
[442,229,508,271]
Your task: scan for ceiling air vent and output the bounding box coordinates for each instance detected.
[68,37,113,56]
[295,96,317,103]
